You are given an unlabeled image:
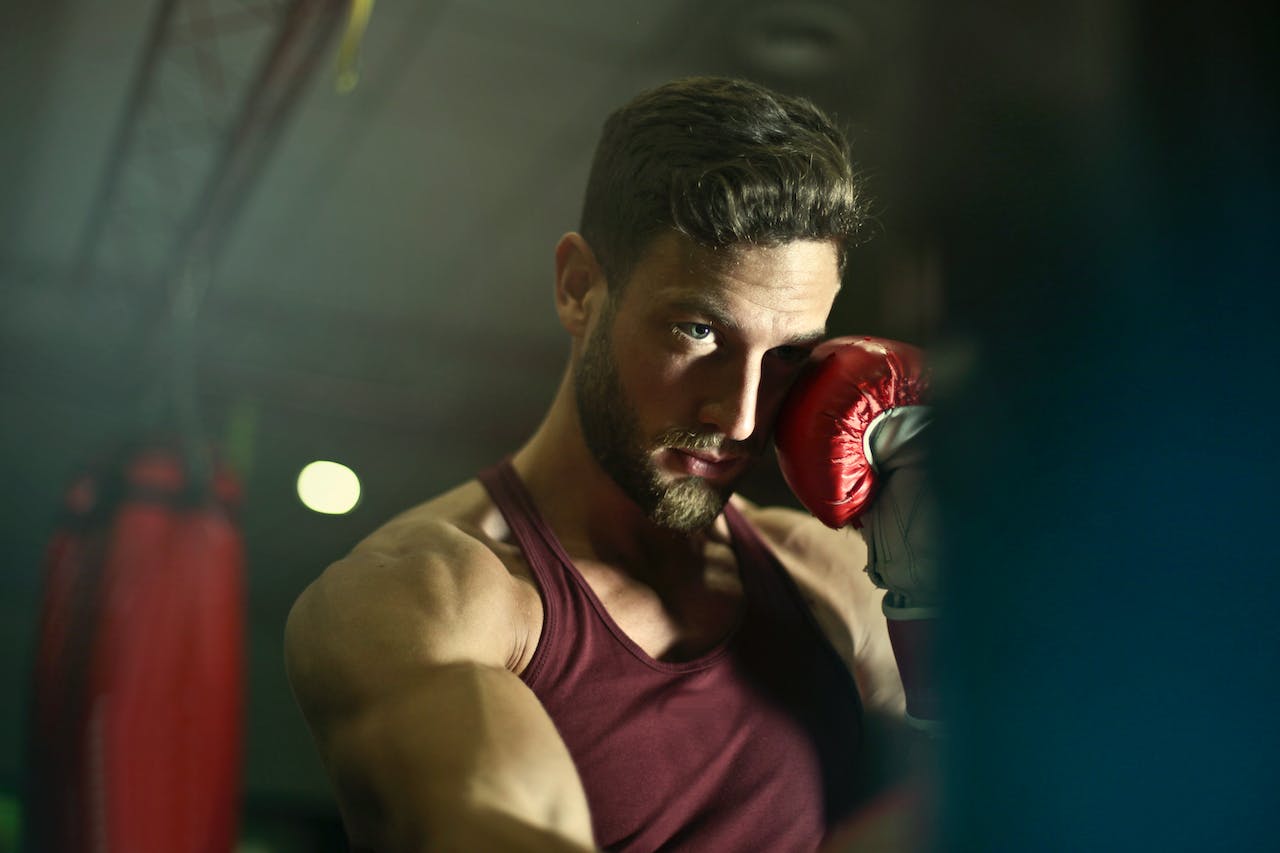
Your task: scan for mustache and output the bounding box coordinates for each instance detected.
[655,429,755,456]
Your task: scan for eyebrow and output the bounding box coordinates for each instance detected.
[668,295,828,346]
[670,295,735,328]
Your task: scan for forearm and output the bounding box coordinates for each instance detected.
[856,708,937,796]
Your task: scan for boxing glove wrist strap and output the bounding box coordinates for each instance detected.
[883,592,943,736]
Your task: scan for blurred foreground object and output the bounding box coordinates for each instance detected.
[912,1,1280,849]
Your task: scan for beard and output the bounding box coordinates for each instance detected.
[574,300,745,532]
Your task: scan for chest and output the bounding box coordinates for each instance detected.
[572,541,744,663]
[522,548,867,852]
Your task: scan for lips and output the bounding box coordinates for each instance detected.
[666,448,749,482]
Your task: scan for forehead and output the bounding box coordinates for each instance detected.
[620,233,842,326]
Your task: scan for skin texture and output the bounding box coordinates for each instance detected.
[284,231,907,852]
[574,235,829,531]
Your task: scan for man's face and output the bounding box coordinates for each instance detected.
[574,234,841,531]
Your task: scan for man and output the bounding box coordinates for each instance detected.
[285,77,926,852]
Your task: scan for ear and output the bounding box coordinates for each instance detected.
[554,232,607,337]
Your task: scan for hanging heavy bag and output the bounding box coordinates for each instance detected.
[26,441,246,852]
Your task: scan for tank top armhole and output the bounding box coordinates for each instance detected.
[476,460,560,689]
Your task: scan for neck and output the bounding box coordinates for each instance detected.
[510,371,724,571]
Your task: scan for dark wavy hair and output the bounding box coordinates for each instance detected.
[579,76,866,290]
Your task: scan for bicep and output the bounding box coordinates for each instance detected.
[285,526,518,716]
[322,663,594,852]
[284,531,593,851]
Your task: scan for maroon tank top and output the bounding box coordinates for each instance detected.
[479,460,865,852]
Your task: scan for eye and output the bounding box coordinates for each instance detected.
[675,322,715,342]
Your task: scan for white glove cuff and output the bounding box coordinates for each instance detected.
[865,405,932,473]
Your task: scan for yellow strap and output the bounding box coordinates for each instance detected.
[336,0,376,94]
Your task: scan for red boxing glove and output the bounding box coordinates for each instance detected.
[776,336,942,732]
[774,336,930,530]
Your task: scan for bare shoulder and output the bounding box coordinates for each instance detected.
[732,496,867,580]
[284,480,595,849]
[285,479,537,721]
[733,497,871,634]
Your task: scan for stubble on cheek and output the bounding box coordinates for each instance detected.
[574,316,731,532]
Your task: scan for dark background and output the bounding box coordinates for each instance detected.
[2,0,1276,849]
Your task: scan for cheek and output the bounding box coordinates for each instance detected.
[614,340,697,421]
[628,358,691,410]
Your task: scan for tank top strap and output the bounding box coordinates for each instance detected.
[476,458,573,686]
[722,500,791,604]
[475,464,866,848]
[722,501,844,658]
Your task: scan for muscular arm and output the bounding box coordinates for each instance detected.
[740,502,904,715]
[741,503,929,794]
[284,519,594,852]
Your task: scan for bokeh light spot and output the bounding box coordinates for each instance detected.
[297,460,361,515]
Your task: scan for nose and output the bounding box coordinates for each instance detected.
[698,357,763,443]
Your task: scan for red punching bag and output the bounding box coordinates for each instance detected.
[27,441,245,852]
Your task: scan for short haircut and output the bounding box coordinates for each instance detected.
[579,76,866,290]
